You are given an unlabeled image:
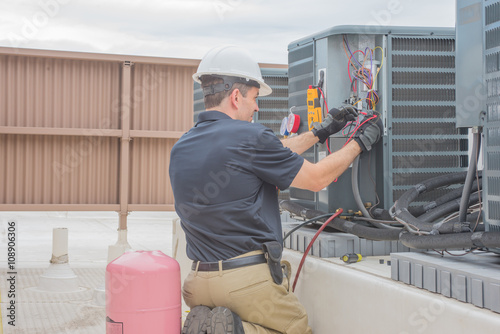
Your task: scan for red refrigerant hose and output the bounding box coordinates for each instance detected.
[292,209,344,292]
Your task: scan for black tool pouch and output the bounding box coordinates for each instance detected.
[262,241,283,285]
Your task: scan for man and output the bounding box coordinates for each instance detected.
[169,45,382,334]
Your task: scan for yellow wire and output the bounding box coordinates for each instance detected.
[372,46,384,82]
[351,97,376,109]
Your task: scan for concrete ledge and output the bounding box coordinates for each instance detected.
[285,250,500,334]
[172,219,500,333]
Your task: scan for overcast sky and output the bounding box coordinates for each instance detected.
[0,0,456,64]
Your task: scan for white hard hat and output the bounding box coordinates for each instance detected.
[193,45,272,96]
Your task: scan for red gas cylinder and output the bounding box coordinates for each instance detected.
[106,250,181,333]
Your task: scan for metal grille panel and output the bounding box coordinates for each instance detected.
[487,152,500,170]
[388,35,467,206]
[255,69,290,200]
[488,177,500,196]
[392,38,455,52]
[392,105,456,119]
[392,122,460,135]
[486,1,500,25]
[486,51,500,73]
[287,42,315,206]
[392,155,467,169]
[392,139,467,152]
[483,0,500,235]
[392,172,452,186]
[392,55,455,68]
[392,88,455,101]
[255,69,289,136]
[486,26,500,50]
[488,102,500,121]
[392,72,455,85]
[487,77,500,97]
[487,127,500,146]
[488,201,500,220]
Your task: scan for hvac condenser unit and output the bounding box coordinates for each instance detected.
[456,0,500,236]
[483,0,500,234]
[287,26,469,213]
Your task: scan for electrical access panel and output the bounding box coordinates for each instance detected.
[456,0,487,127]
[288,25,468,214]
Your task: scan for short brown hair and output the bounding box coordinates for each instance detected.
[201,75,251,109]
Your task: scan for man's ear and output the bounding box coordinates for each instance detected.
[230,88,240,109]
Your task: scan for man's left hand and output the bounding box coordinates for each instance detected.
[312,108,353,144]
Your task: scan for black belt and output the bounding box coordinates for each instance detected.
[192,254,267,271]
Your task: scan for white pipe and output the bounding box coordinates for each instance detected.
[51,227,69,264]
[38,227,79,292]
[107,228,132,263]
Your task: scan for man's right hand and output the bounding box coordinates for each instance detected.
[353,115,383,152]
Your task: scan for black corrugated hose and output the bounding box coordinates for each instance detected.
[405,178,481,218]
[399,230,500,250]
[417,192,480,226]
[392,171,483,233]
[280,200,500,250]
[279,200,402,241]
[458,131,481,223]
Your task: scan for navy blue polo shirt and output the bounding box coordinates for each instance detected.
[169,110,304,262]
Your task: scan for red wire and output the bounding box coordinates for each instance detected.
[333,114,378,184]
[292,209,344,292]
[318,87,329,118]
[343,114,378,148]
[326,137,331,154]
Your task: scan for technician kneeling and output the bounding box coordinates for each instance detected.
[169,45,382,334]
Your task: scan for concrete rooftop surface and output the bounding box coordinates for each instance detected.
[0,211,179,334]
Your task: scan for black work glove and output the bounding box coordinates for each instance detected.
[353,115,383,152]
[312,108,353,144]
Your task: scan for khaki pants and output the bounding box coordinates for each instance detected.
[183,251,313,334]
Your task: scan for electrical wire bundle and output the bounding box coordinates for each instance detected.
[342,35,384,111]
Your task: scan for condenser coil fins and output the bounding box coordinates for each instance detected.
[387,36,468,206]
[484,0,500,234]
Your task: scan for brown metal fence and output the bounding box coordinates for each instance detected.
[0,47,286,229]
[0,47,199,229]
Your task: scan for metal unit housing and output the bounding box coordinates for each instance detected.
[482,0,500,235]
[287,26,469,213]
[456,0,487,127]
